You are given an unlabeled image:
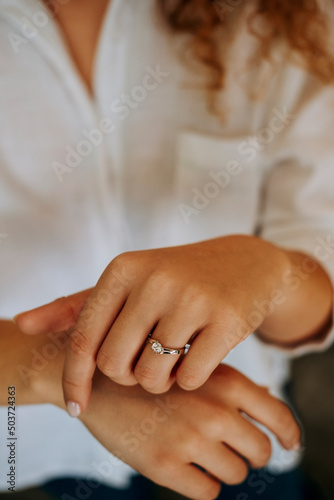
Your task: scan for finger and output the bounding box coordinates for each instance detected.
[195,442,248,486]
[158,463,221,500]
[243,391,301,451]
[224,371,301,450]
[220,411,272,469]
[176,324,235,391]
[96,284,167,386]
[63,278,129,414]
[14,289,92,335]
[134,308,199,393]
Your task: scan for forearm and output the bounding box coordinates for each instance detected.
[0,319,65,407]
[257,249,333,346]
[0,319,129,417]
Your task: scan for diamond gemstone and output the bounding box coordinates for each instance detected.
[151,341,163,354]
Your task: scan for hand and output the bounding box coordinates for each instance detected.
[69,365,302,500]
[5,322,301,500]
[15,235,292,413]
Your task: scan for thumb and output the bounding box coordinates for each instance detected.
[14,289,92,335]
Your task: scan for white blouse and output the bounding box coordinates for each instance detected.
[1,0,334,490]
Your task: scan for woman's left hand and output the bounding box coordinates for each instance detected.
[16,235,294,413]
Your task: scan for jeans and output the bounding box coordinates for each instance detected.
[40,467,324,500]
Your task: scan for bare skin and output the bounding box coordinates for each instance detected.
[0,2,313,497]
[22,2,331,415]
[17,236,333,413]
[45,0,111,95]
[0,320,301,500]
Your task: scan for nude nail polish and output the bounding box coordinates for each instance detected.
[292,442,301,452]
[66,401,81,418]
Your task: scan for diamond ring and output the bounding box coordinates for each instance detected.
[146,338,185,355]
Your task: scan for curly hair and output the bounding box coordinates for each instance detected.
[157,0,334,110]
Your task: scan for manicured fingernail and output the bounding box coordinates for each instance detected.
[66,401,81,418]
[283,440,301,451]
[282,439,301,450]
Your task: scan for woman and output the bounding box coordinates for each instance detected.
[1,0,334,498]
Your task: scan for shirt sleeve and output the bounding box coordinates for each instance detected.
[258,75,334,357]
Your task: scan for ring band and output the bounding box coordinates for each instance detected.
[146,338,185,355]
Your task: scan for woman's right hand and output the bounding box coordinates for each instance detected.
[9,320,300,500]
[78,364,300,500]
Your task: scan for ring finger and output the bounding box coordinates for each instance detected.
[195,442,249,486]
[134,308,203,393]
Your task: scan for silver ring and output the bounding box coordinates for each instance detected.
[146,338,185,355]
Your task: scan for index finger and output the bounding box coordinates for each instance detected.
[14,289,92,335]
[63,271,130,416]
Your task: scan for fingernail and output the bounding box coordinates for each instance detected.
[282,439,301,451]
[284,441,301,451]
[292,442,301,452]
[13,314,19,324]
[66,401,81,418]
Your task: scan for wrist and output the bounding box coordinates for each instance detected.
[256,237,293,293]
[0,321,66,407]
[257,248,333,345]
[19,329,68,409]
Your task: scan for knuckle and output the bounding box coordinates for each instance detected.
[180,433,200,457]
[203,417,222,438]
[96,350,122,379]
[180,283,207,308]
[110,252,133,271]
[107,252,135,285]
[149,451,176,485]
[62,374,86,391]
[217,407,234,428]
[176,368,203,391]
[144,270,175,297]
[219,369,242,395]
[134,364,161,392]
[68,328,93,357]
[201,403,232,432]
